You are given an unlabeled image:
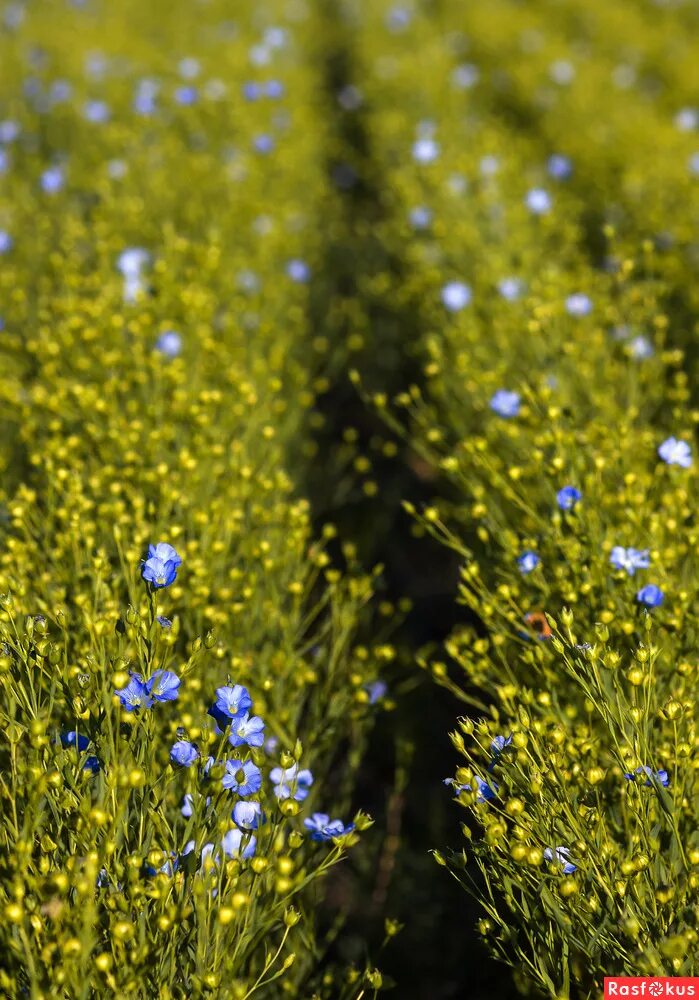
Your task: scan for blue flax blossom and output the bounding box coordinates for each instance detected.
[41,165,65,193]
[270,763,313,801]
[365,679,387,704]
[625,765,669,788]
[213,684,253,723]
[446,774,497,803]
[565,293,593,316]
[497,277,524,301]
[228,712,265,748]
[488,734,513,770]
[610,547,650,575]
[658,437,692,468]
[146,670,180,703]
[142,542,182,589]
[557,486,581,510]
[222,828,256,859]
[490,389,521,418]
[115,675,153,712]
[636,584,664,608]
[544,846,576,874]
[222,759,262,796]
[525,187,551,214]
[0,230,13,254]
[412,137,440,164]
[83,755,100,775]
[155,330,182,357]
[517,551,540,574]
[286,259,310,283]
[547,153,573,179]
[60,731,90,751]
[232,801,263,830]
[156,615,172,629]
[170,740,199,767]
[304,813,354,841]
[182,792,211,818]
[441,281,472,312]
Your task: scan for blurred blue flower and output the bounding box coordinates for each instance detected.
[610,546,650,575]
[146,670,180,703]
[412,137,440,164]
[565,293,593,316]
[83,100,110,123]
[517,551,540,574]
[452,63,479,89]
[490,389,521,418]
[408,206,432,229]
[0,231,13,254]
[286,259,310,283]
[253,134,274,154]
[557,486,582,510]
[155,330,182,357]
[117,247,149,278]
[181,793,195,818]
[222,759,262,796]
[624,765,669,788]
[497,277,524,301]
[304,813,354,841]
[61,731,90,751]
[547,154,572,179]
[174,85,198,106]
[232,801,263,830]
[156,615,172,629]
[228,712,265,748]
[441,281,472,311]
[270,763,313,801]
[365,679,387,704]
[544,846,576,874]
[170,740,199,767]
[41,166,65,194]
[658,436,692,468]
[115,675,153,712]
[636,584,664,607]
[222,827,256,859]
[83,755,100,775]
[525,187,552,214]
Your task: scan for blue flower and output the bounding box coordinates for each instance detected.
[0,230,13,254]
[557,486,582,510]
[170,740,199,767]
[253,134,275,154]
[517,551,540,574]
[214,684,253,721]
[83,100,110,123]
[409,206,432,229]
[547,154,573,180]
[544,846,576,874]
[636,584,664,608]
[222,827,256,859]
[228,712,265,748]
[469,774,497,802]
[497,277,524,301]
[264,80,285,99]
[412,137,440,164]
[155,331,182,357]
[658,437,692,468]
[181,793,195,818]
[270,764,313,801]
[115,675,153,712]
[41,165,65,193]
[174,86,198,106]
[146,670,180,703]
[83,755,100,775]
[304,813,354,841]
[490,389,521,418]
[61,731,90,751]
[565,293,593,316]
[490,734,513,756]
[624,765,669,788]
[441,281,472,312]
[525,187,552,214]
[232,801,263,830]
[365,679,387,704]
[117,247,149,278]
[222,759,262,797]
[628,336,653,360]
[610,546,650,575]
[156,616,172,629]
[142,542,182,589]
[286,259,310,283]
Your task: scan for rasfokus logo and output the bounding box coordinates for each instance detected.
[604,979,699,998]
